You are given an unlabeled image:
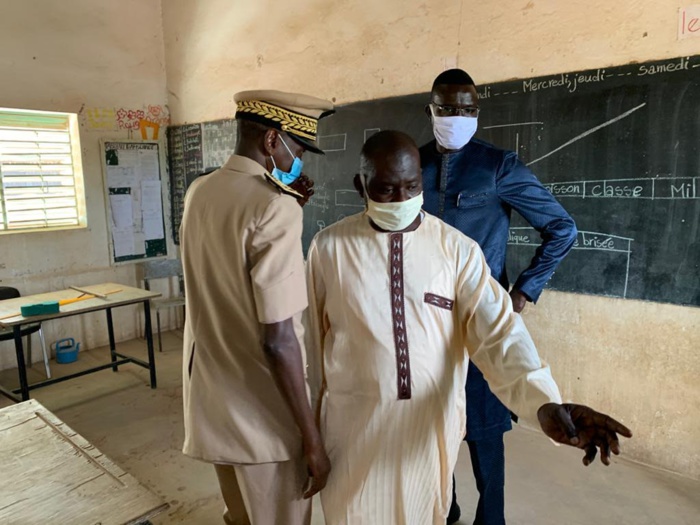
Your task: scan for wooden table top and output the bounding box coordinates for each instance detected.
[0,283,161,328]
[0,399,167,524]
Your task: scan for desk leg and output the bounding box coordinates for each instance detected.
[144,300,157,388]
[14,326,30,401]
[107,308,118,372]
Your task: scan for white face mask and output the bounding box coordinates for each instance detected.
[430,106,478,151]
[361,176,424,231]
[366,194,424,231]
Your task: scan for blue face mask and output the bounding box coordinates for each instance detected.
[270,136,303,186]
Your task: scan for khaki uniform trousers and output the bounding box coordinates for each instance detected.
[214,456,311,525]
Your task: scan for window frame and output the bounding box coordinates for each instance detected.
[0,107,88,235]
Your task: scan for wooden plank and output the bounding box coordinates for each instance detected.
[0,283,161,327]
[68,285,111,299]
[0,400,167,524]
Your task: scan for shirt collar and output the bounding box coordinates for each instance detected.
[221,154,303,199]
[222,154,269,176]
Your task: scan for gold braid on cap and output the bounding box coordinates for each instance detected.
[237,100,317,140]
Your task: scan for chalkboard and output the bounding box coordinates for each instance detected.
[165,55,699,306]
[167,126,185,244]
[202,119,238,170]
[300,55,700,307]
[168,120,237,243]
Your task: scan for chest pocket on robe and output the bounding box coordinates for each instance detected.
[424,292,455,311]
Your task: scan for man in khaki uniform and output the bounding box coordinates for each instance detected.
[180,90,334,525]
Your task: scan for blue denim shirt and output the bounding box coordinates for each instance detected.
[420,138,577,440]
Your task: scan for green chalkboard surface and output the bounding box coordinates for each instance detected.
[167,120,238,243]
[300,56,700,307]
[165,56,699,307]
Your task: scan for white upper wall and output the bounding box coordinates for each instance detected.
[162,0,700,124]
[0,0,166,110]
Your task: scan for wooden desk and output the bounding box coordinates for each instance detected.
[0,400,167,524]
[0,283,161,402]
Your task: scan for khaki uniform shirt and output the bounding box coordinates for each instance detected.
[180,154,307,464]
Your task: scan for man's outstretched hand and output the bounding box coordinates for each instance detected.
[538,403,633,466]
[290,174,315,207]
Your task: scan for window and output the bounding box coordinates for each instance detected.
[0,108,87,233]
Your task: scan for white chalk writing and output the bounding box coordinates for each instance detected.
[527,103,646,166]
[509,228,634,297]
[638,57,689,76]
[522,69,608,94]
[542,177,698,200]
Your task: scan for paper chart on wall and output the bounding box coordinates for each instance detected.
[141,180,164,240]
[117,149,140,169]
[133,232,147,255]
[103,141,167,262]
[109,194,134,229]
[139,149,160,180]
[107,167,137,188]
[112,227,135,258]
[142,213,164,240]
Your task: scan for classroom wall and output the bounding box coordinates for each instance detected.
[161,0,700,479]
[0,0,177,370]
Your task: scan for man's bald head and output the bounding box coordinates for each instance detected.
[361,130,419,179]
[355,130,423,204]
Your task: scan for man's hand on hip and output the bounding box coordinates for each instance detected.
[509,288,528,313]
[537,403,633,466]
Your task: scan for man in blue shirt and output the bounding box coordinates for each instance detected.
[420,69,578,525]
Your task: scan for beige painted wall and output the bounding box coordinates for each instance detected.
[524,291,700,479]
[0,0,177,370]
[162,0,700,121]
[161,0,700,478]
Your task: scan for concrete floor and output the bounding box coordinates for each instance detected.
[1,331,698,525]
